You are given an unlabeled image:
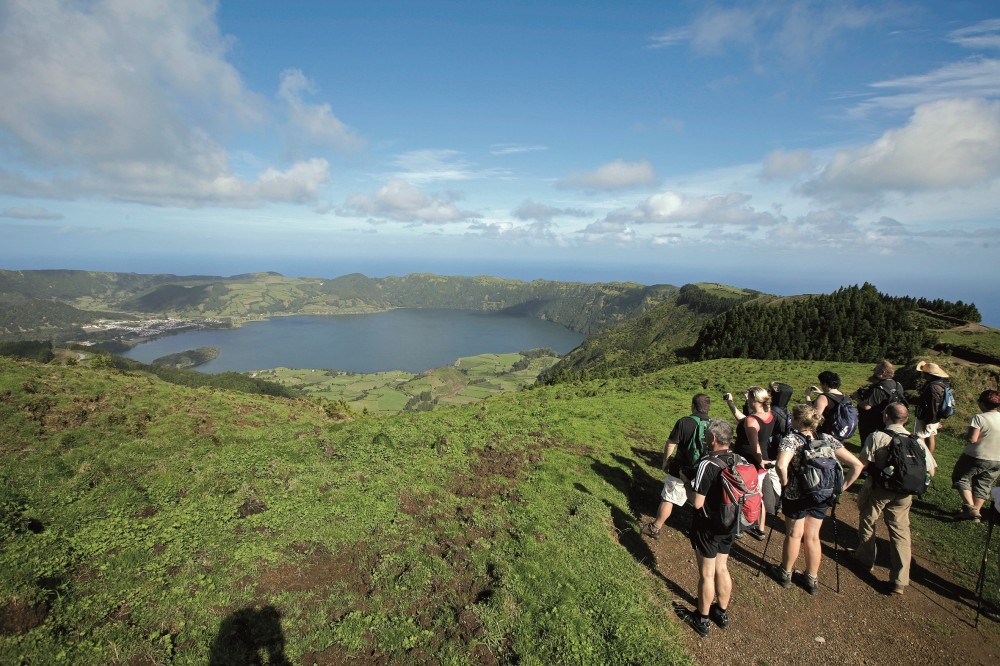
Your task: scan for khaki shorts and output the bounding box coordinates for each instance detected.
[660,471,694,506]
[913,419,940,442]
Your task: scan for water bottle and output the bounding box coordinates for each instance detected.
[882,465,894,479]
[924,472,931,487]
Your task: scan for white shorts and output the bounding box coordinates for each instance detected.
[762,468,782,516]
[659,472,694,506]
[913,419,940,442]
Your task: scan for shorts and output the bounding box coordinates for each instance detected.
[761,468,781,516]
[913,419,940,443]
[952,453,1000,500]
[689,526,734,558]
[781,495,831,521]
[659,471,694,506]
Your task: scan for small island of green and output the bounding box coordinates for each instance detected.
[151,346,220,369]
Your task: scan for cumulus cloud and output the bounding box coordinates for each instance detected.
[651,1,892,67]
[0,0,330,207]
[578,219,636,243]
[341,180,480,224]
[604,191,782,229]
[512,199,589,223]
[760,148,816,181]
[803,98,1000,207]
[0,207,64,220]
[557,160,657,191]
[278,69,365,153]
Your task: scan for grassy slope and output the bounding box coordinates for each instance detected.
[2,355,996,664]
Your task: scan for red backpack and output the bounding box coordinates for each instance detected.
[705,451,762,535]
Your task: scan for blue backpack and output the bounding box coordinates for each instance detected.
[829,395,859,441]
[794,434,844,504]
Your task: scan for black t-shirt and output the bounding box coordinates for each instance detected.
[691,450,735,534]
[667,412,710,477]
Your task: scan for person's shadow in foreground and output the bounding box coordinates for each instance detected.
[209,605,290,666]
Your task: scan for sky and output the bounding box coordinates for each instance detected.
[1,1,999,323]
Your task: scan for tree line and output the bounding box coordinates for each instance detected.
[691,283,957,363]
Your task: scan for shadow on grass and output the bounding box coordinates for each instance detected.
[209,605,290,666]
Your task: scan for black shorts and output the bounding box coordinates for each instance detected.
[689,526,734,558]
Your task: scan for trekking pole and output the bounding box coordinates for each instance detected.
[832,498,841,594]
[755,518,776,577]
[975,502,997,628]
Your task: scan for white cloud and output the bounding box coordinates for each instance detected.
[0,0,332,208]
[278,69,365,153]
[949,18,1000,51]
[604,191,782,229]
[557,160,657,191]
[803,98,1000,207]
[0,206,64,220]
[512,199,589,223]
[578,219,636,243]
[490,144,549,156]
[652,1,892,67]
[341,180,480,224]
[389,149,507,183]
[851,58,1000,116]
[760,148,816,181]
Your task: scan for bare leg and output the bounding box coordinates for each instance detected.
[652,501,673,529]
[802,516,824,576]
[781,516,804,571]
[696,553,718,615]
[715,553,732,610]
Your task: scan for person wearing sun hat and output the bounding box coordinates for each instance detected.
[913,361,951,454]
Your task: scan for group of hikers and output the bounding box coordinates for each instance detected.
[643,360,1000,637]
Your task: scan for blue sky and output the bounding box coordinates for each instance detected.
[1,1,999,322]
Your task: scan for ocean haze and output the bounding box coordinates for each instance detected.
[123,309,586,374]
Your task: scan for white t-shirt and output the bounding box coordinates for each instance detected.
[964,411,1000,462]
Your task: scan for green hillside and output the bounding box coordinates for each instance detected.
[3,353,997,664]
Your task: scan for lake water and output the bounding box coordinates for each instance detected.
[122,309,585,374]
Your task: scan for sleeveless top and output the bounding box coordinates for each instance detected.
[734,413,774,469]
[818,392,844,437]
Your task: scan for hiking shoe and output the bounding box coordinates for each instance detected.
[644,522,661,539]
[769,564,792,589]
[746,525,766,541]
[797,571,818,595]
[677,608,710,637]
[709,603,729,629]
[956,504,982,522]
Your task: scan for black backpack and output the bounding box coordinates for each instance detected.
[877,379,909,409]
[877,430,928,496]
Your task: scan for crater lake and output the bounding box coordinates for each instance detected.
[122,309,585,373]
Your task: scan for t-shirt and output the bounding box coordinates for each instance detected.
[690,450,732,534]
[965,411,1000,461]
[667,412,710,477]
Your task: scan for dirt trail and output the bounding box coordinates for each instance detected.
[628,475,1000,665]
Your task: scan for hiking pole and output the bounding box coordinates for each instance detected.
[975,502,997,628]
[755,518,776,577]
[832,498,841,594]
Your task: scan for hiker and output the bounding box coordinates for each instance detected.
[852,360,908,445]
[645,393,711,538]
[679,419,743,637]
[771,404,863,594]
[952,390,1000,523]
[855,402,936,595]
[913,361,952,454]
[808,371,849,439]
[725,386,772,541]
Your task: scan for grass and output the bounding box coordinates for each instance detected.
[1,354,997,664]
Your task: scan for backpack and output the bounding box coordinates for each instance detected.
[828,395,859,441]
[794,434,844,504]
[704,452,762,535]
[878,379,909,408]
[878,430,928,496]
[679,415,709,469]
[767,405,791,460]
[936,383,956,420]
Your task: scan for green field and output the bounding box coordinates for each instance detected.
[3,353,997,664]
